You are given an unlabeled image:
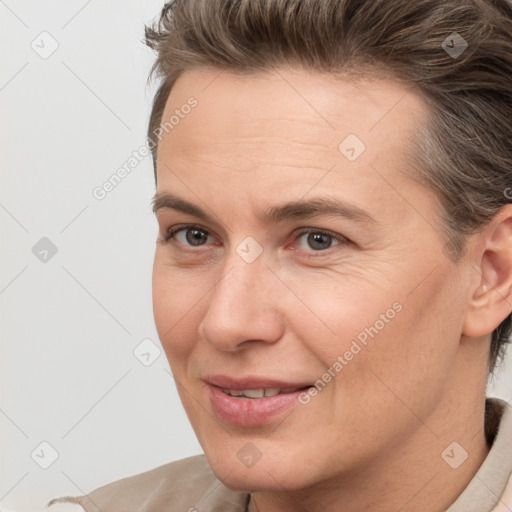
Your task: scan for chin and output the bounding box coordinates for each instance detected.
[212,464,301,493]
[203,444,317,492]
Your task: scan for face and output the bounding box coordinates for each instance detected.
[152,67,471,491]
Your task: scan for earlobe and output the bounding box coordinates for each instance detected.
[462,207,512,338]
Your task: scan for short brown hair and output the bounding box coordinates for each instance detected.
[144,0,512,374]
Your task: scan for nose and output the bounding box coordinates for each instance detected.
[198,250,285,352]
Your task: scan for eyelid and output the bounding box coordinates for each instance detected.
[294,227,349,244]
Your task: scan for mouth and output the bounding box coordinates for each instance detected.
[204,375,312,426]
[220,386,308,398]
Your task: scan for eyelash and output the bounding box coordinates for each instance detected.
[159,223,349,258]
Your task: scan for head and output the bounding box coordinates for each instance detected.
[147,0,512,493]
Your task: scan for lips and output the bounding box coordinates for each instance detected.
[204,375,312,426]
[204,375,312,391]
[222,387,304,398]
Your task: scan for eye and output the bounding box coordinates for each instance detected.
[294,228,348,254]
[159,224,350,257]
[160,224,214,247]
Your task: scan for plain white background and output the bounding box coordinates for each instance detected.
[1,1,511,511]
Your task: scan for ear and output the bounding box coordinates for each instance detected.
[462,204,512,338]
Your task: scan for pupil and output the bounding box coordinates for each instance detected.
[309,233,331,250]
[187,229,207,246]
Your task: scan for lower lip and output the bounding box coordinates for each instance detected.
[207,384,306,426]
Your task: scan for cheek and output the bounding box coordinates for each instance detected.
[336,268,464,420]
[152,259,202,362]
[280,269,400,363]
[291,262,460,397]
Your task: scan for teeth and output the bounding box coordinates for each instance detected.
[243,389,265,398]
[221,387,299,398]
[227,389,243,397]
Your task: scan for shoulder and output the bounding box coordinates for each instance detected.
[490,399,512,511]
[45,454,249,512]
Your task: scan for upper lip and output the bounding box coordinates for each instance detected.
[204,375,312,390]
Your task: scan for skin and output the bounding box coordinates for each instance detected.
[151,66,512,512]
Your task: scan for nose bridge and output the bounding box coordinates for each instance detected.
[220,256,259,302]
[199,244,283,350]
[213,235,272,307]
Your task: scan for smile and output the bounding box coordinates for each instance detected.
[221,387,305,398]
[204,376,312,426]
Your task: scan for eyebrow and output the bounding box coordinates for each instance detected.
[152,192,377,225]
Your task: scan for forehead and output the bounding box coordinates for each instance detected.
[157,67,426,172]
[155,68,430,225]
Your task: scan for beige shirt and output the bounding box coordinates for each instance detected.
[45,397,512,512]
